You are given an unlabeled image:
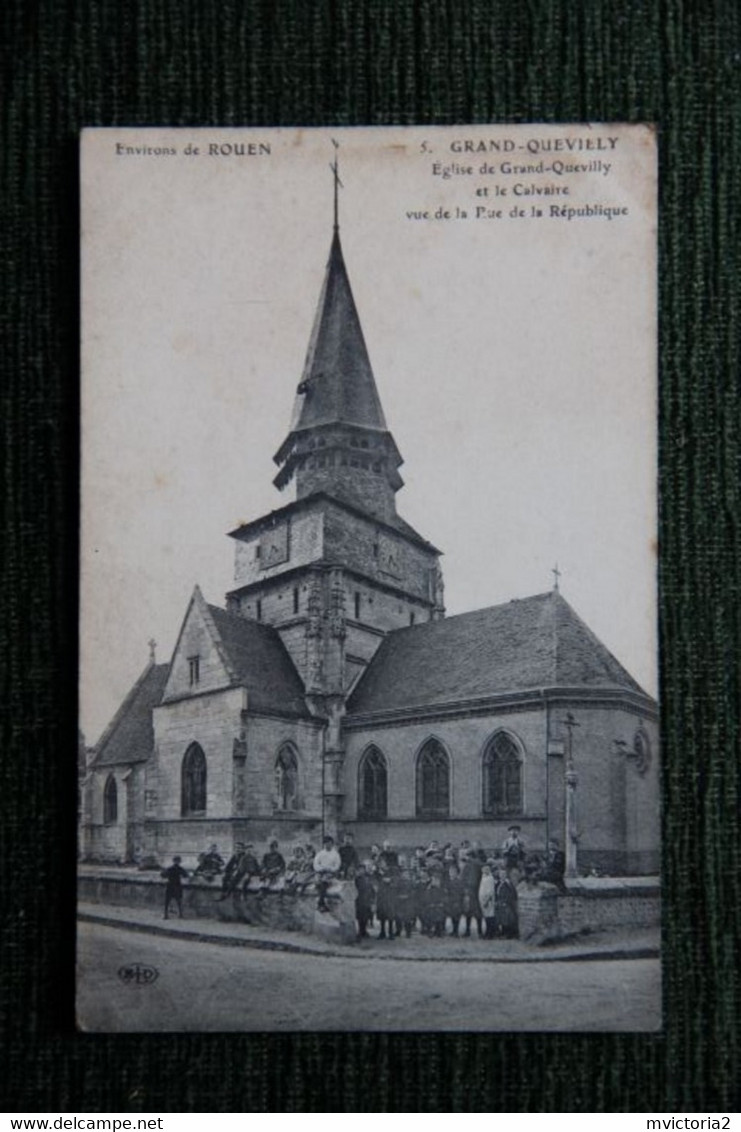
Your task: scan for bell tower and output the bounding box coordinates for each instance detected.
[226,154,444,708]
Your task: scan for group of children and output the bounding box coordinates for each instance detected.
[352,834,524,942]
[161,826,567,936]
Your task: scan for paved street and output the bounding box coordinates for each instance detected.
[77,921,662,1032]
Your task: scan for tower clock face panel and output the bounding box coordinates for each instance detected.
[259,523,289,569]
[377,533,401,578]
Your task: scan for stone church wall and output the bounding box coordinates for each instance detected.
[344,580,430,642]
[153,687,245,823]
[149,697,325,862]
[343,707,548,844]
[561,702,659,875]
[232,510,324,589]
[242,713,324,827]
[343,699,659,874]
[323,502,437,604]
[84,763,146,863]
[235,578,309,627]
[298,456,396,523]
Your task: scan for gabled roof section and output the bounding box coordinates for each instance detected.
[206,605,311,718]
[347,591,649,716]
[285,230,388,437]
[161,586,310,717]
[91,663,169,768]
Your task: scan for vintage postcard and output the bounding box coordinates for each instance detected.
[78,124,659,1032]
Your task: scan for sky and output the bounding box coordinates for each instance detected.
[80,125,657,744]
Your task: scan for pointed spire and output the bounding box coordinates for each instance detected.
[286,230,388,436]
[273,151,404,519]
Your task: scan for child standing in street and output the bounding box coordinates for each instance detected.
[162,855,188,920]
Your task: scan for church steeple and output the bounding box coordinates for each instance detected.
[273,176,404,522]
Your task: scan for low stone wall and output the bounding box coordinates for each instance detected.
[556,878,660,936]
[79,867,660,947]
[78,868,357,944]
[517,877,660,944]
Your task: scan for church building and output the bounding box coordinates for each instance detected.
[81,194,659,877]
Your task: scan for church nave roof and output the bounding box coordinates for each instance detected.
[347,590,649,717]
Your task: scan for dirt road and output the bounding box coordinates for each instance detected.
[77,921,661,1032]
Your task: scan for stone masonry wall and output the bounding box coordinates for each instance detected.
[84,764,146,863]
[343,699,659,875]
[232,510,324,588]
[153,686,246,823]
[323,501,437,604]
[344,708,549,824]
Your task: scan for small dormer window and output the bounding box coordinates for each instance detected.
[409,612,415,626]
[256,599,262,621]
[293,587,299,615]
[354,592,361,620]
[188,655,200,686]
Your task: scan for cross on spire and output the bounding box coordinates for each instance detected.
[551,563,562,592]
[330,138,343,231]
[148,637,157,663]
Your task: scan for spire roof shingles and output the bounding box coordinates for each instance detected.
[287,231,388,436]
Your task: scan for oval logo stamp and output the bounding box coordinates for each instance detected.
[117,963,159,986]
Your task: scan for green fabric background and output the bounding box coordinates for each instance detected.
[3,0,739,1113]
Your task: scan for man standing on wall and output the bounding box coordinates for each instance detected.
[314,834,341,912]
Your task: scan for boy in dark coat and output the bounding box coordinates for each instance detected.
[379,840,399,872]
[444,863,465,936]
[237,842,261,893]
[193,843,224,881]
[424,866,447,937]
[354,863,375,939]
[217,842,245,900]
[541,838,567,893]
[460,851,484,938]
[162,856,188,919]
[494,864,519,938]
[375,862,397,939]
[261,840,286,882]
[339,832,359,878]
[394,868,418,938]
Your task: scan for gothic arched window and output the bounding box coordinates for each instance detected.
[181,743,207,816]
[483,732,523,816]
[275,745,299,811]
[103,774,118,824]
[358,746,388,819]
[416,739,450,817]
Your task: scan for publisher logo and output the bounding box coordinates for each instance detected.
[117,963,159,986]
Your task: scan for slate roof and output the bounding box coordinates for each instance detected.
[91,663,169,767]
[207,605,310,718]
[347,591,649,716]
[286,230,388,435]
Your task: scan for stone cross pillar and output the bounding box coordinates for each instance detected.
[322,699,345,842]
[562,712,580,879]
